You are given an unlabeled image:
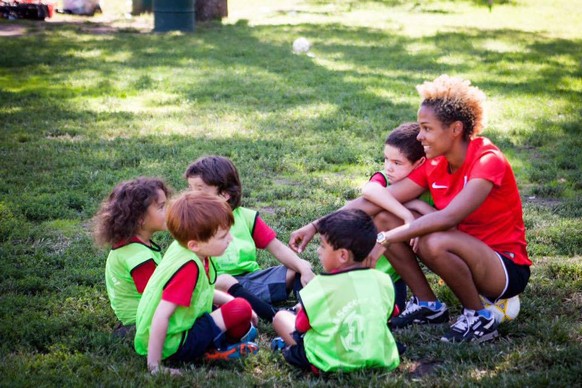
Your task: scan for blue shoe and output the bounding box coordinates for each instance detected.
[240,324,258,343]
[270,336,286,351]
[204,341,259,361]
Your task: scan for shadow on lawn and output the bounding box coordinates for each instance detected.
[1,20,581,212]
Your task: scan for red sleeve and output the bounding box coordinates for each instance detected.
[368,172,388,187]
[407,160,429,189]
[131,259,157,294]
[162,261,198,307]
[470,152,506,186]
[295,306,311,333]
[252,215,277,249]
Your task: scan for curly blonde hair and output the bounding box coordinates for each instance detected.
[416,75,487,139]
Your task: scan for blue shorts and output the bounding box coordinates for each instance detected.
[166,313,221,364]
[491,252,531,300]
[282,331,313,371]
[235,265,290,304]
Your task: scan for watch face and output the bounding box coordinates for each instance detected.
[376,232,385,243]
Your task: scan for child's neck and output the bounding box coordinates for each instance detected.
[333,262,364,273]
[135,230,152,246]
[194,253,208,262]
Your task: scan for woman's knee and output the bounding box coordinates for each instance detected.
[417,233,449,263]
[374,210,403,231]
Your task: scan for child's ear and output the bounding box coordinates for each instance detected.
[337,248,351,264]
[412,156,426,169]
[219,191,231,202]
[186,240,200,252]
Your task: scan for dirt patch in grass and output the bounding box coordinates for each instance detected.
[0,23,27,36]
[0,12,153,36]
[408,359,442,378]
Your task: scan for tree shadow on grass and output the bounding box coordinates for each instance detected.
[1,20,581,213]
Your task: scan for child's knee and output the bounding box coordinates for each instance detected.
[216,274,239,291]
[222,297,253,324]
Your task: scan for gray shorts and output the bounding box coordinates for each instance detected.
[235,265,289,304]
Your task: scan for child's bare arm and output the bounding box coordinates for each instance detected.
[362,182,415,224]
[404,198,436,216]
[266,238,315,286]
[147,300,179,375]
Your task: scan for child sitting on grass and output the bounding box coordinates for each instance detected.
[272,209,400,374]
[184,156,315,322]
[134,192,259,375]
[289,123,434,314]
[361,122,435,311]
[93,177,171,334]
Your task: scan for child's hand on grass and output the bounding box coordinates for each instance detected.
[149,365,182,376]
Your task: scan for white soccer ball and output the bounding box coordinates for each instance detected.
[293,37,312,54]
[480,295,520,324]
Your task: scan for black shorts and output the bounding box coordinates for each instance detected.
[166,313,222,364]
[495,252,531,300]
[282,332,312,371]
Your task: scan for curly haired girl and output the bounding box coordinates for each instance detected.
[94,177,171,330]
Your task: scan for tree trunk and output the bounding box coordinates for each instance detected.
[195,0,227,21]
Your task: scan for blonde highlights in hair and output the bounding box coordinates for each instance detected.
[416,74,487,139]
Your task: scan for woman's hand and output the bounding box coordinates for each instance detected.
[289,222,317,253]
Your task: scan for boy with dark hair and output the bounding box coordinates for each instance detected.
[184,156,314,322]
[272,209,400,373]
[134,192,258,375]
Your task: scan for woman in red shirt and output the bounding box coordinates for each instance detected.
[373,75,531,343]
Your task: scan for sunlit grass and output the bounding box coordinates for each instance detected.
[1,0,581,386]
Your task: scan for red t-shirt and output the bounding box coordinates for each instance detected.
[162,257,212,306]
[295,306,311,333]
[369,172,388,187]
[407,137,530,266]
[114,236,159,294]
[253,215,277,249]
[131,260,157,293]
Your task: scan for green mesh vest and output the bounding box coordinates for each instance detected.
[213,207,260,275]
[300,268,400,372]
[374,171,434,281]
[134,240,215,358]
[105,241,162,325]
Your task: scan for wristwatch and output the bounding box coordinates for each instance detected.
[376,232,389,247]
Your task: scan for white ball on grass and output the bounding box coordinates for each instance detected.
[293,37,312,54]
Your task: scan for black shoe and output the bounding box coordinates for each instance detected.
[390,296,449,329]
[441,308,499,343]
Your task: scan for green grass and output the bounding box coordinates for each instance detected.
[1,0,581,385]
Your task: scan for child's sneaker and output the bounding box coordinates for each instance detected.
[240,325,258,343]
[390,296,449,329]
[440,308,499,343]
[203,341,259,361]
[270,336,287,351]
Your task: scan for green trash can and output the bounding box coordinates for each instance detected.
[154,0,196,32]
[143,0,153,12]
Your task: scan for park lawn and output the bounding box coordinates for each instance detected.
[0,0,581,385]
